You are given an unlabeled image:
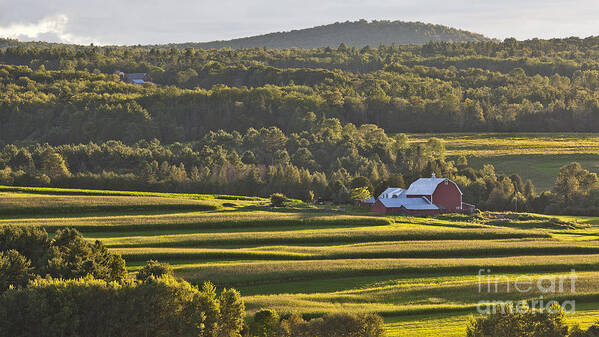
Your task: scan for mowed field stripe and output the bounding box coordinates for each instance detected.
[0,212,391,232]
[171,254,599,286]
[97,226,549,248]
[114,239,599,261]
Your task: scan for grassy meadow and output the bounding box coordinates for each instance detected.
[2,186,599,336]
[409,133,599,192]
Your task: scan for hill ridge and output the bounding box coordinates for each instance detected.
[153,19,491,49]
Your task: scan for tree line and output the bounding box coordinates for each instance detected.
[0,225,384,337]
[0,125,598,215]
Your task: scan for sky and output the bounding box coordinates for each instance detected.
[0,0,597,45]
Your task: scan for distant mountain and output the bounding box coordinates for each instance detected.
[0,20,490,50]
[166,20,490,49]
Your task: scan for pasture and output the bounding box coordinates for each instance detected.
[409,133,599,192]
[2,186,599,336]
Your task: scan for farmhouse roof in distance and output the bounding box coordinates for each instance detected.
[124,73,147,81]
[405,173,462,196]
[379,196,439,210]
[119,72,150,84]
[378,187,405,199]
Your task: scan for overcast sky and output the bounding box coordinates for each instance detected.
[0,0,597,45]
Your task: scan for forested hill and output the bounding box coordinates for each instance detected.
[163,20,490,49]
[3,35,599,212]
[3,36,599,145]
[0,38,82,50]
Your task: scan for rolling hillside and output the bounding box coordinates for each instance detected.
[0,20,489,50]
[409,133,599,192]
[165,20,490,49]
[2,187,599,336]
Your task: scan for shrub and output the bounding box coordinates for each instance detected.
[269,311,385,337]
[350,187,371,204]
[570,323,599,337]
[136,260,174,281]
[251,309,280,337]
[315,313,385,337]
[270,193,288,207]
[467,303,569,337]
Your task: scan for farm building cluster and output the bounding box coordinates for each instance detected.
[366,174,475,215]
[118,72,151,84]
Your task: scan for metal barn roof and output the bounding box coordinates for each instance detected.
[379,196,439,210]
[405,174,462,196]
[124,73,147,80]
[378,187,405,199]
[405,177,447,195]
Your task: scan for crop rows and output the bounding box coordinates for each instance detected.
[2,188,599,336]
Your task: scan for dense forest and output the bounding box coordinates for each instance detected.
[2,36,599,146]
[1,126,598,215]
[2,35,599,214]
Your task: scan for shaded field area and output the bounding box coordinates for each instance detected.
[409,133,599,192]
[1,186,599,336]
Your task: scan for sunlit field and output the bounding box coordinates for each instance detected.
[2,186,599,335]
[409,133,599,191]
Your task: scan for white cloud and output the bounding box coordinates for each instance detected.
[0,14,99,44]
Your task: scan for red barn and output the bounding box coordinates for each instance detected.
[371,174,475,215]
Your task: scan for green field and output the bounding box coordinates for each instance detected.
[2,187,599,336]
[409,133,599,192]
